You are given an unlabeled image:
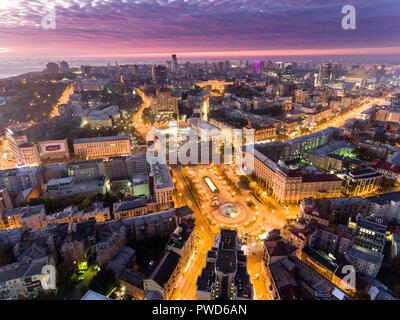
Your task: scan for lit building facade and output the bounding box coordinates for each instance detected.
[73,135,131,158]
[341,169,383,196]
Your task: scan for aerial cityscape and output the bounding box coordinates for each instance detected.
[0,0,399,310]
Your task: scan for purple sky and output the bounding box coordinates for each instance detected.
[0,0,399,59]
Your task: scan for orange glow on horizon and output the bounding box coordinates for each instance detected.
[68,46,400,59]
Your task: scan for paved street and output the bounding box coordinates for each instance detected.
[131,92,389,300]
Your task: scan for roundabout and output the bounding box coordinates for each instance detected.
[211,201,247,225]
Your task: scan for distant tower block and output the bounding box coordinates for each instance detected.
[254,59,261,75]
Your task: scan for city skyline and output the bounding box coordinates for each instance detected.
[0,0,399,59]
[1,0,400,306]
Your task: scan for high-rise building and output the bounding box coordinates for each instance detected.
[171,54,178,73]
[150,89,178,117]
[319,63,333,85]
[224,60,231,72]
[374,65,386,82]
[59,60,69,72]
[152,65,167,86]
[282,63,292,82]
[45,62,60,73]
[254,59,261,75]
[196,229,253,300]
[132,64,139,76]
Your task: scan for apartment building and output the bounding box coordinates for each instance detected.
[44,202,111,227]
[126,153,150,179]
[0,167,44,195]
[150,89,178,116]
[5,123,44,165]
[368,191,400,223]
[310,225,353,257]
[196,229,253,300]
[113,198,155,219]
[263,235,297,265]
[341,169,383,196]
[267,256,351,300]
[73,135,131,158]
[44,177,106,199]
[16,144,41,166]
[353,215,387,253]
[61,232,87,268]
[104,156,128,181]
[121,208,177,243]
[143,250,181,299]
[0,205,45,230]
[243,124,276,142]
[346,245,384,278]
[297,246,356,295]
[95,230,125,267]
[150,162,174,210]
[144,221,195,300]
[0,255,55,300]
[37,139,70,160]
[299,198,331,226]
[282,127,337,161]
[249,147,342,204]
[67,159,105,182]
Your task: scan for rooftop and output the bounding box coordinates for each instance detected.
[0,256,50,283]
[151,162,174,190]
[301,174,342,183]
[302,246,339,273]
[197,261,216,292]
[81,290,111,300]
[264,236,297,257]
[368,191,400,205]
[3,204,44,219]
[147,250,180,287]
[113,198,147,213]
[347,245,384,264]
[73,135,129,144]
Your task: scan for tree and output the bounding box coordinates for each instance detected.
[342,158,351,170]
[354,290,371,300]
[239,175,251,188]
[391,254,400,275]
[246,200,254,208]
[381,178,393,190]
[354,147,375,161]
[0,245,15,267]
[393,284,400,297]
[88,268,117,296]
[56,262,76,296]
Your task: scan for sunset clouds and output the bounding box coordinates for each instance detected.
[0,0,398,58]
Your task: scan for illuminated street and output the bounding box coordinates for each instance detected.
[131,86,390,301]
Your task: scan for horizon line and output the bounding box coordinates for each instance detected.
[63,46,400,60]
